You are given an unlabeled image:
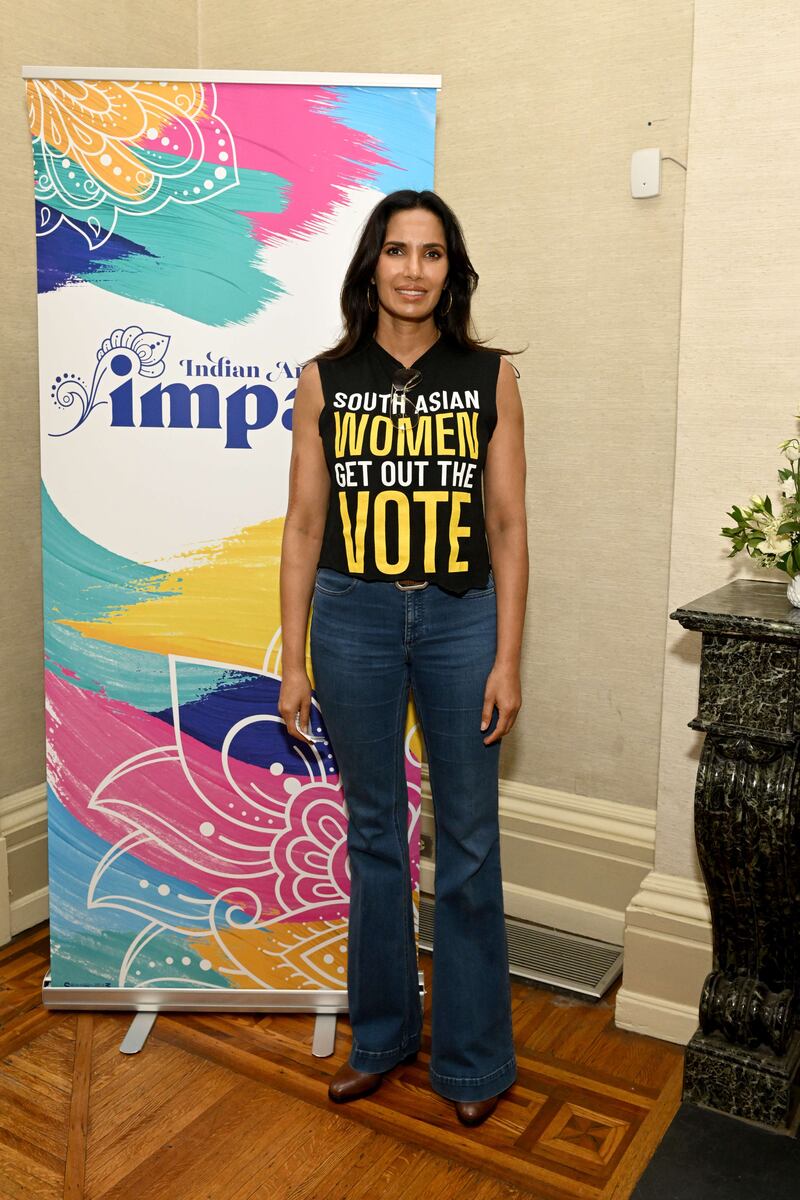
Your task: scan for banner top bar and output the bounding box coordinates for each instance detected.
[21,66,442,88]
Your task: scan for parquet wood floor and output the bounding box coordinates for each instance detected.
[0,922,684,1200]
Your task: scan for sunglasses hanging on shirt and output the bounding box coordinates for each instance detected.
[389,367,423,429]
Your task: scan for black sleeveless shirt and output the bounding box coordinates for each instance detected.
[314,333,500,595]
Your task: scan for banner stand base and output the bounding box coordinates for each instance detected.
[120,1011,158,1053]
[42,971,426,1057]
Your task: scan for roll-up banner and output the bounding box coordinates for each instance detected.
[22,67,439,1010]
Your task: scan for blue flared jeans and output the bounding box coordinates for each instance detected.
[309,566,517,1102]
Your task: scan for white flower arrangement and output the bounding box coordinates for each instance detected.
[722,438,800,576]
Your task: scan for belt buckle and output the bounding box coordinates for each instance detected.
[395,579,428,590]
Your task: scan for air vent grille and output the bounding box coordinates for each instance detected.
[417,894,623,1001]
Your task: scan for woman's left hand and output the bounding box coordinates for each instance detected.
[480,661,522,745]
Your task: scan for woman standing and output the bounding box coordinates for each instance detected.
[279,190,528,1127]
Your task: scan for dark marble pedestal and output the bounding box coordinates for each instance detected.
[671,579,800,1130]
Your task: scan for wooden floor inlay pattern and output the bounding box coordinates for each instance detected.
[0,922,684,1199]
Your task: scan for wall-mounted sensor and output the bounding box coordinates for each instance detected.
[630,148,661,198]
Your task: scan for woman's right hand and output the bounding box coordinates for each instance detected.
[278,666,317,744]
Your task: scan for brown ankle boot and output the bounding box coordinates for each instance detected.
[328,1048,418,1104]
[328,1062,383,1103]
[454,1094,500,1126]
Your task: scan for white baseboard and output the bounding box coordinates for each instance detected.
[615,869,712,1045]
[10,886,50,937]
[420,770,656,945]
[0,837,9,945]
[0,783,48,944]
[614,987,701,1045]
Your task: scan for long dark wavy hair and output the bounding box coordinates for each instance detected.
[307,190,524,368]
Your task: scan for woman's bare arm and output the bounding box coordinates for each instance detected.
[481,355,529,744]
[278,361,330,739]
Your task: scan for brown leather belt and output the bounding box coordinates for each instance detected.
[395,578,429,590]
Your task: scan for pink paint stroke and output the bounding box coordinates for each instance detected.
[45,671,420,921]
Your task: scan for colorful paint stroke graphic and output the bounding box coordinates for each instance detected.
[29,76,436,989]
[28,78,436,321]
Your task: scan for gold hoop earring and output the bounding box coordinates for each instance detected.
[367,283,378,313]
[440,287,452,316]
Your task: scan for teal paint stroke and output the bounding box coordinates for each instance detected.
[48,786,231,990]
[42,481,238,710]
[42,479,178,621]
[34,142,291,326]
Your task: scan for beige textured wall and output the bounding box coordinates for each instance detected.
[617,1,800,1037]
[656,0,800,880]
[1,3,694,836]
[0,3,198,801]
[199,0,694,810]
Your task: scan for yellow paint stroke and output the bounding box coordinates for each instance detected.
[65,515,288,671]
[186,893,420,991]
[62,514,425,759]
